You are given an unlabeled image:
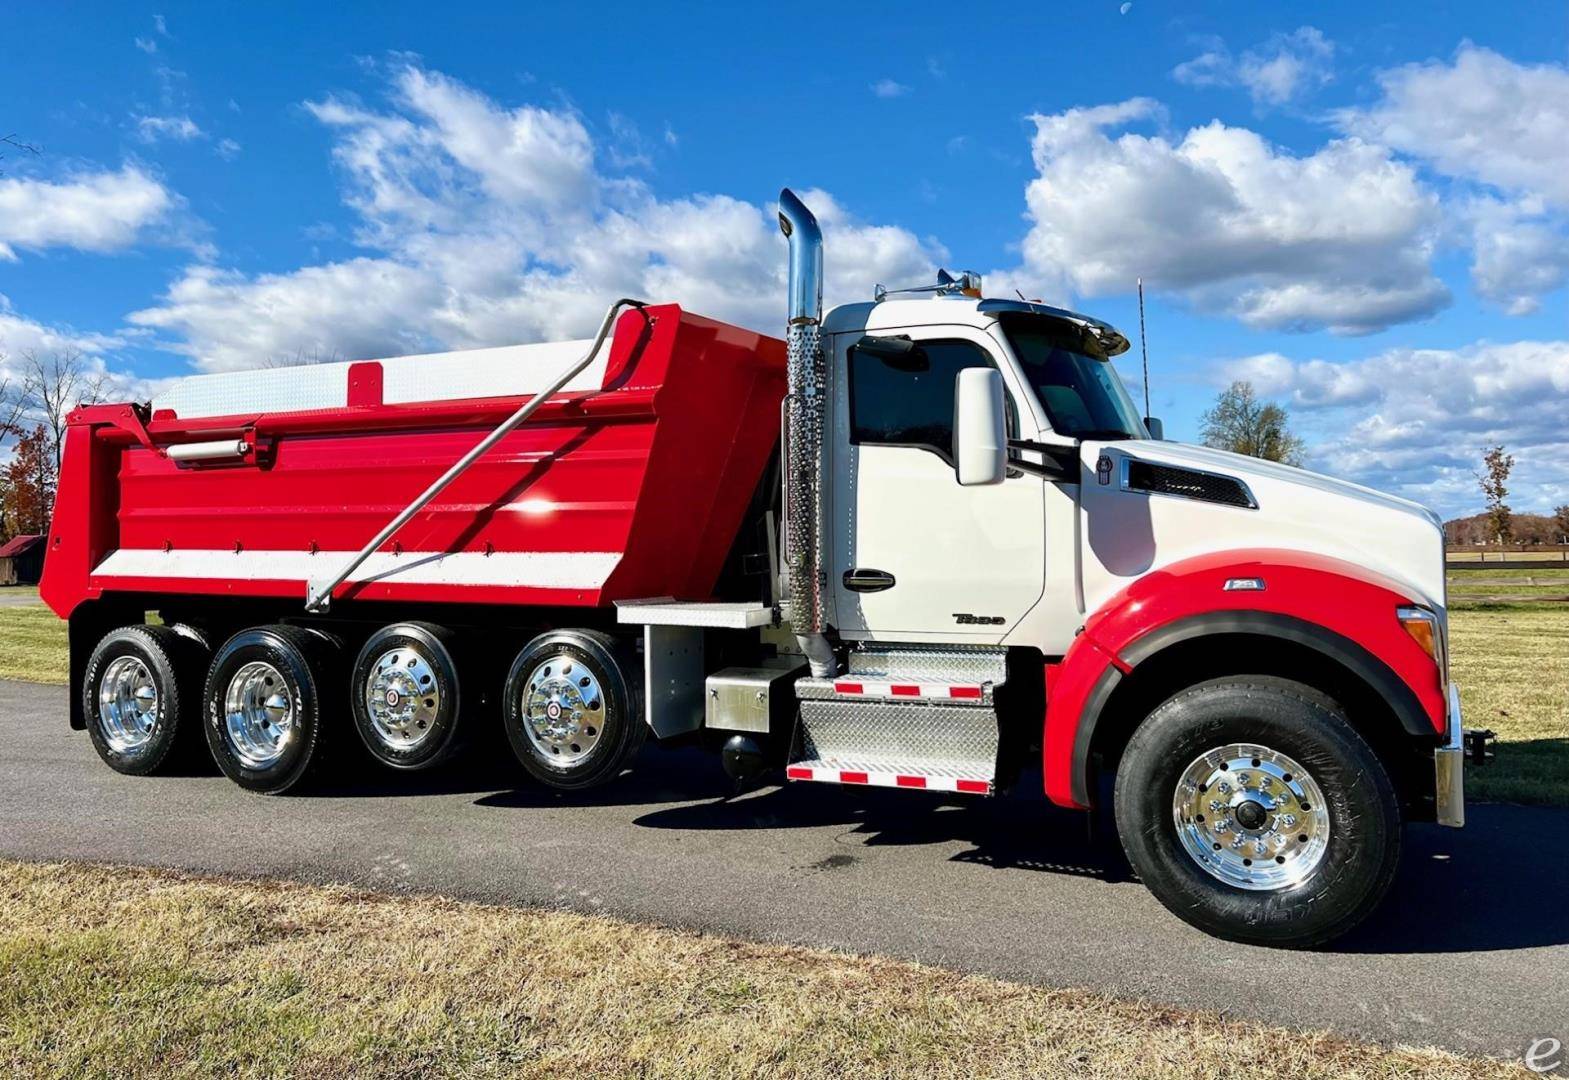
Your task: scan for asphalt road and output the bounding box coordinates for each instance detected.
[3,678,1564,1061]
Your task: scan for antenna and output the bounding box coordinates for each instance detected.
[1137,276,1150,418]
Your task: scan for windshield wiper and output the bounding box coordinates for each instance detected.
[1072,429,1138,441]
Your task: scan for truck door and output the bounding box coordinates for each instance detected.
[827,326,1047,642]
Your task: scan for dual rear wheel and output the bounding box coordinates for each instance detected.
[84,620,643,796]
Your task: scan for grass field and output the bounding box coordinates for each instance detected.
[1446,566,1569,607]
[0,859,1527,1079]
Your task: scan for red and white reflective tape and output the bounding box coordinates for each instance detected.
[830,680,985,701]
[785,764,992,795]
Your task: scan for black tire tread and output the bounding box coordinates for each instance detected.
[350,621,463,771]
[504,628,644,791]
[1114,675,1401,949]
[203,624,339,795]
[83,624,207,776]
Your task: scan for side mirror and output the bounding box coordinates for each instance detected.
[953,367,1007,486]
[1143,416,1164,440]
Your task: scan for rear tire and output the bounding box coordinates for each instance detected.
[1113,676,1401,948]
[204,625,339,795]
[502,629,644,791]
[350,622,462,771]
[83,625,205,775]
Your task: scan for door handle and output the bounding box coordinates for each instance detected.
[843,568,896,593]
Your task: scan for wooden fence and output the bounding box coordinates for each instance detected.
[1447,544,1569,568]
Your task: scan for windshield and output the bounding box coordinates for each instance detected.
[999,314,1146,440]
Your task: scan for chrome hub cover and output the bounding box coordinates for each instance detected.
[97,655,159,754]
[1173,742,1331,891]
[224,661,295,769]
[522,654,604,766]
[364,647,441,749]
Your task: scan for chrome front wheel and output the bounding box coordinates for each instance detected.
[1172,743,1331,891]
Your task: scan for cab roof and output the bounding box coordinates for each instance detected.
[823,295,1131,357]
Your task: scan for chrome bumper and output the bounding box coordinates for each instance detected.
[1435,682,1465,828]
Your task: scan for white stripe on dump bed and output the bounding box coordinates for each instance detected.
[92,548,622,591]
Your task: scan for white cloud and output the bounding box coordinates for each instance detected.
[0,166,175,259]
[0,295,123,357]
[134,36,157,54]
[1463,196,1569,316]
[1174,27,1335,107]
[215,137,242,161]
[1220,340,1569,515]
[1336,45,1569,316]
[134,114,203,143]
[871,79,910,99]
[131,63,939,372]
[1016,98,1447,334]
[1338,45,1569,207]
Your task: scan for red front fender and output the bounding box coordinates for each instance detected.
[1042,550,1446,809]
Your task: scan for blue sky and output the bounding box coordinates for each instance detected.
[1,2,1565,518]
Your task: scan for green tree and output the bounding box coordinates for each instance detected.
[1198,381,1306,466]
[1477,445,1515,545]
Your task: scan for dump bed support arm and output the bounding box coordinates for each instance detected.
[303,298,647,611]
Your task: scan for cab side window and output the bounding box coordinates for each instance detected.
[849,339,1013,463]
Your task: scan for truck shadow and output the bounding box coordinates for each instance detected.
[340,741,1569,954]
[1335,801,1569,955]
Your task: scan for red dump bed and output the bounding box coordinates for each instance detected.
[42,305,785,618]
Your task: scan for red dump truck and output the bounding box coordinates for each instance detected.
[41,190,1488,946]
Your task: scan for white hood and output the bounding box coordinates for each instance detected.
[1077,439,1446,616]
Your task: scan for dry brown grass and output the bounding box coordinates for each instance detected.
[0,860,1527,1080]
[1449,607,1569,805]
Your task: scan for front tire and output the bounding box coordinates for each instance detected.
[1114,676,1401,948]
[502,629,644,791]
[204,625,339,795]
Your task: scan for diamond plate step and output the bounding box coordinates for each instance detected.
[844,643,1008,683]
[789,698,998,793]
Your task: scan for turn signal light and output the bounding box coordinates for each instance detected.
[1397,606,1439,661]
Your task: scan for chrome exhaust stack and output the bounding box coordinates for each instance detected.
[777,189,836,677]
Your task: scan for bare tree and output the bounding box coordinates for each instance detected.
[4,350,107,472]
[0,133,40,176]
[1199,380,1306,466]
[1477,445,1515,545]
[1553,504,1569,544]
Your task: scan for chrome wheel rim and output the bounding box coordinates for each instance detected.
[1172,742,1331,891]
[97,656,159,754]
[363,646,442,750]
[521,654,604,767]
[224,661,294,769]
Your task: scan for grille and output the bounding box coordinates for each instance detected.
[1126,461,1256,509]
